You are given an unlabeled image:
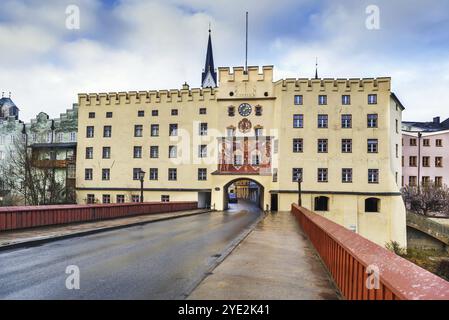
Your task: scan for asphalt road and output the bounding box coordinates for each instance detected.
[0,201,261,300]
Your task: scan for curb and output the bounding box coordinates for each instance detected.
[183,211,268,299]
[0,210,213,252]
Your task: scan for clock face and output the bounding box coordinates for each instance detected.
[238,103,252,117]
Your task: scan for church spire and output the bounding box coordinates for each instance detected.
[201,26,217,88]
[315,57,319,79]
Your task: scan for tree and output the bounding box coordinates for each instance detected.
[402,182,449,216]
[0,134,65,206]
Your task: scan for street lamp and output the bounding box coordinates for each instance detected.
[139,170,146,203]
[297,171,303,207]
[21,123,28,206]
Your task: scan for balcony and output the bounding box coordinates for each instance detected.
[32,159,69,169]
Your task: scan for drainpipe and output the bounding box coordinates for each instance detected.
[417,132,422,192]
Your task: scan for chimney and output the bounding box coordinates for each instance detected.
[433,117,440,124]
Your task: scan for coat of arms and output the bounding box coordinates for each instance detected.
[238,118,252,133]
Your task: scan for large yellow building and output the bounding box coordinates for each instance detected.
[76,32,406,246]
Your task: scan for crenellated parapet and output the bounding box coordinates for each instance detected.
[78,87,216,107]
[277,77,391,92]
[218,66,274,84]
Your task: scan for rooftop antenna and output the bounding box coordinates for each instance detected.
[245,11,248,73]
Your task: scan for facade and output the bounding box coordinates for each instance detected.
[75,32,406,246]
[402,117,449,188]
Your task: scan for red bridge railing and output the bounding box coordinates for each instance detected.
[0,201,198,232]
[291,204,449,300]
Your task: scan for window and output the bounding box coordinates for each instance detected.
[342,139,352,153]
[341,114,352,128]
[133,146,142,158]
[318,139,328,153]
[70,132,77,142]
[314,196,329,211]
[423,139,430,147]
[103,126,112,138]
[293,138,303,153]
[134,125,143,137]
[150,146,159,158]
[57,132,64,142]
[402,156,404,167]
[169,124,178,136]
[199,123,208,136]
[169,146,177,158]
[294,95,303,105]
[368,169,379,184]
[102,147,111,159]
[410,138,417,146]
[293,114,304,128]
[255,127,263,137]
[138,110,145,117]
[198,145,207,158]
[234,154,243,165]
[422,156,430,167]
[435,177,443,187]
[86,126,94,138]
[116,195,125,203]
[85,147,93,159]
[85,168,93,180]
[272,168,278,182]
[396,144,399,158]
[292,168,303,182]
[342,168,353,183]
[86,194,95,204]
[367,139,378,153]
[317,168,328,182]
[149,168,158,180]
[151,110,158,116]
[367,114,378,128]
[368,94,377,104]
[318,114,328,128]
[88,112,95,118]
[251,153,260,165]
[106,112,113,118]
[409,176,417,186]
[255,105,262,116]
[422,176,430,187]
[171,109,178,116]
[436,139,443,147]
[168,168,177,181]
[435,157,443,168]
[227,127,235,137]
[395,119,399,134]
[365,198,380,213]
[133,168,142,180]
[199,108,207,115]
[161,195,170,202]
[151,124,159,136]
[228,106,235,117]
[132,195,140,203]
[102,169,110,181]
[318,95,327,105]
[409,156,417,167]
[198,168,207,181]
[342,95,351,105]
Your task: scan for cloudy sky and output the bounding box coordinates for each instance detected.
[1,0,448,121]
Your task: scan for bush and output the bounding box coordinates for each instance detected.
[385,241,406,256]
[436,259,449,281]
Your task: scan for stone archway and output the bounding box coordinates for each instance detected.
[222,177,264,210]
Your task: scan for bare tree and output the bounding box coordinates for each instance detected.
[402,182,449,216]
[0,135,65,206]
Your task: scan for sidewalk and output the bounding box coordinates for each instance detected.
[188,211,340,300]
[0,209,210,250]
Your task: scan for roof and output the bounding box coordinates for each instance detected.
[402,118,449,132]
[201,30,217,86]
[391,92,405,111]
[0,97,18,109]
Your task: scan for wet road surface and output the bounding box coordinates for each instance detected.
[0,201,261,299]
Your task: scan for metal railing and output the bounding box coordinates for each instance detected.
[291,204,449,300]
[0,201,198,231]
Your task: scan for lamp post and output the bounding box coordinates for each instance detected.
[21,123,28,206]
[139,170,146,203]
[297,171,303,207]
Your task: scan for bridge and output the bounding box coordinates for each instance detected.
[406,211,449,252]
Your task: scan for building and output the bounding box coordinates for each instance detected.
[402,117,449,189]
[0,102,78,205]
[75,31,406,246]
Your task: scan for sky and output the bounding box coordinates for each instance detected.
[0,0,448,122]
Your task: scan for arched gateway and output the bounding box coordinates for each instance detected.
[222,178,264,210]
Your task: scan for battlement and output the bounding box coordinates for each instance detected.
[276,77,391,92]
[78,87,216,107]
[218,66,274,84]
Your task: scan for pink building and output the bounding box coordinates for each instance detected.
[402,117,449,188]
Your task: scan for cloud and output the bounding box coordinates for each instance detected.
[0,0,448,122]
